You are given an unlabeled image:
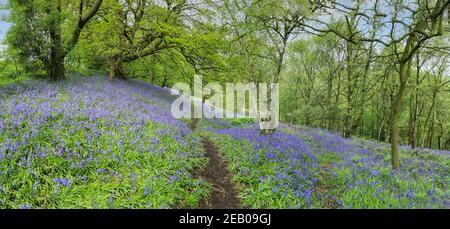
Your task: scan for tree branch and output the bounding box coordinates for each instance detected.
[64,0,104,57]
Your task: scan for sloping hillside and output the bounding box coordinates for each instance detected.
[205,124,448,208]
[0,76,448,209]
[0,76,208,208]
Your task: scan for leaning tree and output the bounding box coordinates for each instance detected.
[303,0,450,169]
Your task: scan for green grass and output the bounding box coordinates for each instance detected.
[0,77,212,209]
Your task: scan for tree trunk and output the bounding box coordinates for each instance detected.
[48,0,65,81]
[421,91,437,147]
[389,106,401,170]
[377,125,383,142]
[109,58,127,81]
[408,97,418,149]
[334,74,341,132]
[259,37,286,135]
[427,112,435,149]
[445,136,450,150]
[109,59,117,82]
[260,129,276,135]
[408,52,421,149]
[344,41,354,138]
[48,55,66,81]
[326,75,333,131]
[13,59,20,78]
[389,60,410,170]
[437,123,443,150]
[117,61,127,80]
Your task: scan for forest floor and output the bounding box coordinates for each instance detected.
[191,117,241,209]
[198,138,241,209]
[0,75,448,209]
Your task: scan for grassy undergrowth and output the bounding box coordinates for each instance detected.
[200,120,449,209]
[0,76,211,208]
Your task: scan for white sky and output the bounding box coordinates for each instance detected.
[0,0,10,52]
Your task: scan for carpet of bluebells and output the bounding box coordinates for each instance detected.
[293,126,449,208]
[1,75,448,209]
[205,122,449,209]
[206,126,318,208]
[0,76,209,209]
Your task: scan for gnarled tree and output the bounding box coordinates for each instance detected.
[8,0,103,80]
